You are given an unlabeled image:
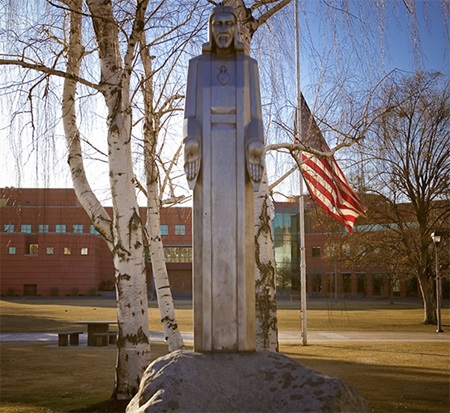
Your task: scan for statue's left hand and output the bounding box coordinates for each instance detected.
[247,140,264,183]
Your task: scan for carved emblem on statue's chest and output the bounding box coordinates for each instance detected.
[217,65,230,85]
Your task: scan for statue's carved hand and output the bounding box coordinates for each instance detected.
[184,137,200,181]
[247,140,264,183]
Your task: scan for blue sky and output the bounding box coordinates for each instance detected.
[384,0,448,72]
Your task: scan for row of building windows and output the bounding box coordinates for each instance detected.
[3,223,186,235]
[8,245,89,255]
[8,244,193,262]
[3,224,98,234]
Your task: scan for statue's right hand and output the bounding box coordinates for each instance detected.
[184,137,200,181]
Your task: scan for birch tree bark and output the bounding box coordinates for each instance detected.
[85,0,151,399]
[139,31,184,352]
[254,174,279,351]
[62,0,113,250]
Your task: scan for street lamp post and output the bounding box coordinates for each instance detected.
[431,231,443,333]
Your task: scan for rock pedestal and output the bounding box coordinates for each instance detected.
[126,350,370,413]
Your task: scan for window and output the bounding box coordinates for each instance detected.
[38,224,49,233]
[64,246,71,255]
[28,244,38,255]
[164,247,192,263]
[81,247,88,255]
[312,246,321,257]
[47,247,54,255]
[73,224,83,233]
[90,225,99,235]
[175,225,185,235]
[8,246,16,254]
[21,224,32,233]
[56,225,66,233]
[160,225,169,236]
[4,224,14,233]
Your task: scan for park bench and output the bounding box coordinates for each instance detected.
[92,331,118,346]
[58,331,83,346]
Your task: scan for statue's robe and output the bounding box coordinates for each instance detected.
[184,51,264,352]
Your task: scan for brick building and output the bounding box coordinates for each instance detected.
[0,187,429,298]
[0,188,192,297]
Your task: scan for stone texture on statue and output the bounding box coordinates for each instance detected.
[126,350,371,413]
[183,6,264,352]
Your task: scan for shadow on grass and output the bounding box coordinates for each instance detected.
[1,342,170,413]
[1,313,73,332]
[1,340,449,413]
[67,398,130,413]
[283,343,450,413]
[1,296,119,308]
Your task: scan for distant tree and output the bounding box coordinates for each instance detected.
[360,71,450,324]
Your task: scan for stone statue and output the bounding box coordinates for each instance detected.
[184,5,264,352]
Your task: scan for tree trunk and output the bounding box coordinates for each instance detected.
[113,232,151,399]
[417,274,437,325]
[254,175,279,351]
[62,0,113,249]
[106,59,151,404]
[105,59,151,403]
[87,0,151,400]
[139,31,184,353]
[146,183,185,352]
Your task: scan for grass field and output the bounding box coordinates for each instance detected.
[1,297,449,413]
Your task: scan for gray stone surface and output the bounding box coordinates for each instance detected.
[126,350,370,413]
[183,6,265,352]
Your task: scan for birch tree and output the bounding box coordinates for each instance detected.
[68,0,150,399]
[0,0,198,399]
[137,6,202,351]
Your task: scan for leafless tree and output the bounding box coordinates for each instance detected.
[359,71,450,324]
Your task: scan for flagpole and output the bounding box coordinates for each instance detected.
[295,0,307,346]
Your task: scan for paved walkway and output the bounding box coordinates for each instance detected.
[1,330,449,344]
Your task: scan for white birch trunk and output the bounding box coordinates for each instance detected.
[139,31,184,352]
[62,0,113,248]
[254,173,279,351]
[86,0,151,400]
[146,184,185,352]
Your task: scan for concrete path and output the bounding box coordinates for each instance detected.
[1,330,449,344]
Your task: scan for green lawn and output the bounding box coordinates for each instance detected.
[1,297,449,412]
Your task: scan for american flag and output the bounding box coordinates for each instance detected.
[296,95,366,233]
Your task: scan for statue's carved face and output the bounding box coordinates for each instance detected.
[211,12,236,50]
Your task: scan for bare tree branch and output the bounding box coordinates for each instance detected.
[0,58,100,90]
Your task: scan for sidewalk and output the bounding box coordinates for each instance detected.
[1,330,449,344]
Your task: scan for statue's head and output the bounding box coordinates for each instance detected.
[202,6,244,55]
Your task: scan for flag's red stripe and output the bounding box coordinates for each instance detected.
[301,154,365,233]
[302,158,364,215]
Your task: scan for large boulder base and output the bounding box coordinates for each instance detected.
[127,350,370,413]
